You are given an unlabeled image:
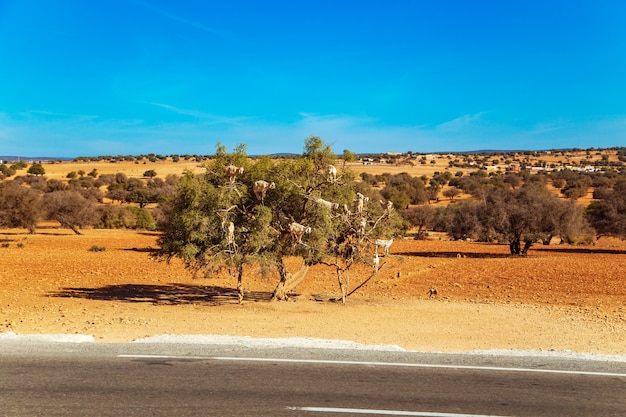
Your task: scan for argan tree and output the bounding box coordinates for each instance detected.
[586,181,626,238]
[0,181,43,233]
[441,183,585,255]
[156,139,403,303]
[43,190,99,234]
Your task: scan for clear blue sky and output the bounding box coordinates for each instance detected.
[1,0,625,157]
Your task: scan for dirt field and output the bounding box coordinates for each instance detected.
[1,228,624,354]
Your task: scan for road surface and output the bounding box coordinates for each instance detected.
[0,337,625,416]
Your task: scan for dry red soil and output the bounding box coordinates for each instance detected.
[1,228,624,354]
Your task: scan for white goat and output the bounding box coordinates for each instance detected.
[225,165,244,183]
[313,197,339,210]
[375,238,394,256]
[327,164,337,182]
[253,180,276,202]
[226,221,235,245]
[359,217,367,235]
[289,222,312,243]
[353,193,369,214]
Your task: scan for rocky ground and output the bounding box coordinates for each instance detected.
[1,228,624,354]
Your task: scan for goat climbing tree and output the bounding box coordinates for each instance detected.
[156,138,405,303]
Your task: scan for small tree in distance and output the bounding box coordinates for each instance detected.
[43,190,98,235]
[0,181,43,233]
[442,183,585,255]
[27,163,46,176]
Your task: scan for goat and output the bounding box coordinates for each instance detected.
[359,217,367,235]
[375,238,394,256]
[289,222,312,243]
[313,196,339,211]
[253,180,276,202]
[225,165,244,183]
[353,192,369,214]
[379,200,393,212]
[327,164,337,182]
[226,221,235,245]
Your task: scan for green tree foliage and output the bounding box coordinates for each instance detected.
[380,173,427,209]
[156,140,403,303]
[0,164,16,177]
[0,181,43,233]
[586,181,626,238]
[442,186,461,201]
[27,163,46,176]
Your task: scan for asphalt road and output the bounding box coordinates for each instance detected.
[0,340,625,417]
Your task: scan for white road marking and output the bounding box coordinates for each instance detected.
[287,407,510,416]
[117,355,626,378]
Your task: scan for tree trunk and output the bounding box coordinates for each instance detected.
[336,268,349,305]
[62,222,82,235]
[521,239,533,256]
[236,263,244,304]
[509,238,521,255]
[272,260,309,301]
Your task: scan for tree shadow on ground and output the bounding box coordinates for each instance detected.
[123,247,158,253]
[534,246,626,255]
[393,251,512,259]
[49,284,274,306]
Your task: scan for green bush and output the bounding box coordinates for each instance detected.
[88,245,106,252]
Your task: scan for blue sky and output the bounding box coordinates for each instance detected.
[1,0,625,157]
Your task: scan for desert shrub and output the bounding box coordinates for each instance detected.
[88,245,106,252]
[1,242,9,248]
[0,164,16,177]
[16,242,24,248]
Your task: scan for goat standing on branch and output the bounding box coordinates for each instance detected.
[225,165,244,183]
[226,221,235,245]
[327,164,337,182]
[289,222,312,244]
[253,180,275,203]
[354,192,369,214]
[311,196,339,211]
[379,200,393,214]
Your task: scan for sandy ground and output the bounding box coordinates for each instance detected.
[1,228,624,354]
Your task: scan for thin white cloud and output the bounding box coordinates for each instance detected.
[132,0,234,40]
[148,102,254,125]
